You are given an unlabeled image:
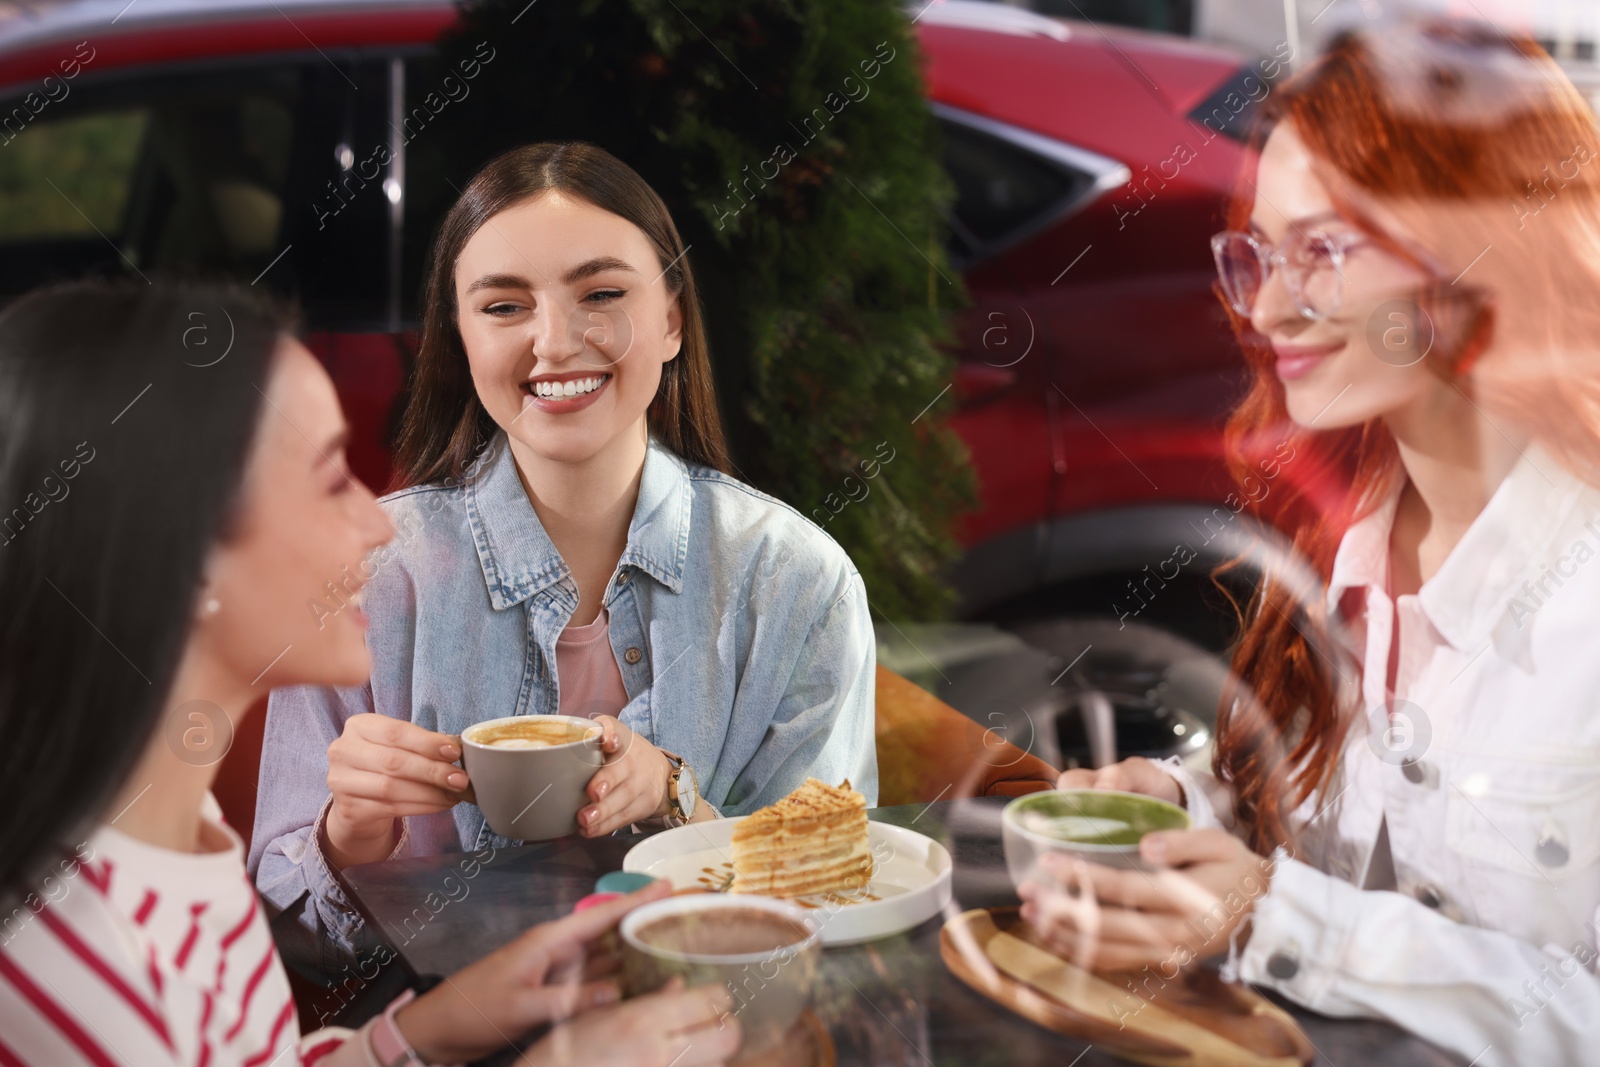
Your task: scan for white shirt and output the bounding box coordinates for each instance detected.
[1167,443,1600,1066]
[0,793,369,1066]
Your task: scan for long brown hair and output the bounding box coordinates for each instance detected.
[1214,20,1600,852]
[393,142,730,487]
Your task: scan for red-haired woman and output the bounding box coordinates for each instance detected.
[1021,21,1600,1064]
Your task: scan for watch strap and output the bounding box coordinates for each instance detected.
[367,988,421,1067]
[365,983,465,1067]
[658,748,697,823]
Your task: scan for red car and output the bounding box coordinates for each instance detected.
[917,4,1296,643]
[0,0,1290,658]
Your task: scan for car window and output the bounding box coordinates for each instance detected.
[397,53,472,323]
[1187,62,1284,144]
[0,58,392,327]
[937,114,1098,266]
[0,73,298,287]
[0,110,148,244]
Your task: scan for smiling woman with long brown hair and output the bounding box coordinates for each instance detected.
[251,142,878,974]
[1021,20,1600,1064]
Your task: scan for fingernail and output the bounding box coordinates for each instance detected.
[596,782,609,799]
[573,893,622,913]
[1143,834,1168,862]
[441,743,461,759]
[593,983,620,1005]
[447,772,467,789]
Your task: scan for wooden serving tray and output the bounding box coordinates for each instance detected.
[941,908,1313,1067]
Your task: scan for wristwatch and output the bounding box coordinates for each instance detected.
[368,979,457,1067]
[660,748,699,823]
[367,988,425,1067]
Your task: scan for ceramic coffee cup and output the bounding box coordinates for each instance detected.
[1003,788,1192,881]
[620,894,820,1059]
[460,714,603,840]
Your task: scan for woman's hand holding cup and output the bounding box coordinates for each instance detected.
[1055,756,1184,808]
[578,715,674,837]
[324,713,471,868]
[395,881,741,1067]
[518,978,740,1067]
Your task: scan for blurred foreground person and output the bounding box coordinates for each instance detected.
[1025,21,1600,1064]
[0,282,737,1066]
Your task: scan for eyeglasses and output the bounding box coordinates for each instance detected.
[1211,218,1373,321]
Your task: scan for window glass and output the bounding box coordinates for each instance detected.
[0,110,147,243]
[1187,63,1282,144]
[0,59,392,328]
[398,54,480,322]
[938,117,1093,262]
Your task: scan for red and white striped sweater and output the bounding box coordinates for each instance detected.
[0,795,371,1067]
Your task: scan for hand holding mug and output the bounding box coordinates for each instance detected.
[395,882,739,1067]
[1056,756,1184,807]
[1018,829,1272,972]
[324,713,470,867]
[518,978,740,1067]
[578,715,673,837]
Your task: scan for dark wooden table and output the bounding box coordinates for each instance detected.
[343,798,1460,1066]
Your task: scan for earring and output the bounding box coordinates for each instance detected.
[203,597,221,617]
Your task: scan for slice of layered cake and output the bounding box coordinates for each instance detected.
[731,778,873,899]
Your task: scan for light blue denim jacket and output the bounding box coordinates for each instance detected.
[247,433,878,973]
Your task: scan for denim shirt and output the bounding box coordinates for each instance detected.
[246,433,878,973]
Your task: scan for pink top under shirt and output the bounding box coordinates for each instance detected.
[556,608,630,719]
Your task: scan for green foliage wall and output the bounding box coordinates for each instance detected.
[428,0,976,619]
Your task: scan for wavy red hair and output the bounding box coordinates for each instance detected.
[1213,20,1600,852]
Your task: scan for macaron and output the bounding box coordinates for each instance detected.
[595,870,658,894]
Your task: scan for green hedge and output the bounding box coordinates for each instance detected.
[430,0,976,619]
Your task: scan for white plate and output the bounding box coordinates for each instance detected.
[622,818,953,946]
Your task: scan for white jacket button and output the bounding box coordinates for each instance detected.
[1537,834,1570,868]
[1266,949,1300,979]
[1400,758,1437,787]
[1415,883,1445,909]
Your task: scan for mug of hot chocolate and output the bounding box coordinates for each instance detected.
[620,894,820,1062]
[460,714,603,840]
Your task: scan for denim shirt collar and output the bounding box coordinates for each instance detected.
[463,432,691,610]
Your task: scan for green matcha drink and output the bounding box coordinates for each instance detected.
[1012,790,1191,847]
[1002,789,1193,876]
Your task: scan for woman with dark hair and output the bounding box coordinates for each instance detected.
[0,281,737,1066]
[1020,21,1600,1064]
[251,142,877,969]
